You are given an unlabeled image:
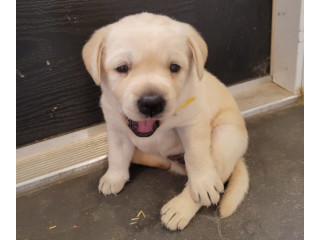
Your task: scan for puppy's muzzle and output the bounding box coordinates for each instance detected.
[137,93,166,117]
[125,93,165,138]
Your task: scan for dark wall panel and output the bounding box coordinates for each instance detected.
[16,0,272,147]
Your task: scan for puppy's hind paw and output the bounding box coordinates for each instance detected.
[160,190,201,230]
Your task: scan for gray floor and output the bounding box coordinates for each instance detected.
[16,103,304,240]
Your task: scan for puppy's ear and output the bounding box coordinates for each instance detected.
[186,25,208,80]
[82,26,109,85]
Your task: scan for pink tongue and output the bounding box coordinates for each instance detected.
[137,119,156,133]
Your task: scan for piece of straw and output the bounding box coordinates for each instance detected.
[174,97,195,114]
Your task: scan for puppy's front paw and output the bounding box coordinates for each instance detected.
[98,171,129,196]
[188,172,224,206]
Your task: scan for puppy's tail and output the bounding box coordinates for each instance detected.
[219,158,249,218]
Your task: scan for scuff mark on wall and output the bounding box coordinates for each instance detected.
[252,58,270,77]
[17,69,25,78]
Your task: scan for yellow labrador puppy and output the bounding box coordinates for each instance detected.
[82,13,249,230]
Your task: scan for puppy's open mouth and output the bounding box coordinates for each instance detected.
[127,118,160,137]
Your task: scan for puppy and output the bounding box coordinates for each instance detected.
[82,13,249,230]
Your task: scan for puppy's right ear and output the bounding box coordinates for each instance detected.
[184,24,208,80]
[82,26,109,85]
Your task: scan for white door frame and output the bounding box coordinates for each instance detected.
[271,0,304,94]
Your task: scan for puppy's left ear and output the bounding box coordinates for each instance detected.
[82,26,109,85]
[185,25,208,80]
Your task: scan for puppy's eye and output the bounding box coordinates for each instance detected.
[170,64,181,73]
[115,65,129,73]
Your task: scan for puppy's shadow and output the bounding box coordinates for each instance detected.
[128,164,147,181]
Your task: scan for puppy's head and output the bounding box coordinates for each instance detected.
[82,13,207,137]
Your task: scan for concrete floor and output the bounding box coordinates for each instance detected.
[16,103,304,240]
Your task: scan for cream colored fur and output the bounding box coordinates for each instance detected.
[82,12,249,230]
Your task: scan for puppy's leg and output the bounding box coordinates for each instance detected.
[99,130,135,195]
[210,123,248,183]
[209,122,249,218]
[177,120,224,207]
[132,149,188,175]
[169,161,187,175]
[161,182,202,230]
[132,148,171,169]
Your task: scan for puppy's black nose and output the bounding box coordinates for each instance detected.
[137,93,166,117]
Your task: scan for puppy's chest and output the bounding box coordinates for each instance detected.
[130,129,184,158]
